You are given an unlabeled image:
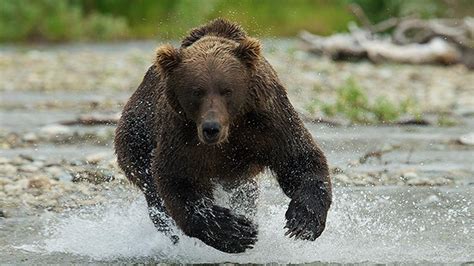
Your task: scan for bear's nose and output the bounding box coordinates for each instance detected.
[202,121,221,141]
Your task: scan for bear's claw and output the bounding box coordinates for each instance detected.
[284,194,327,241]
[190,205,258,253]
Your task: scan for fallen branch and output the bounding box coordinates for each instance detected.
[359,145,397,164]
[394,118,431,126]
[299,30,367,60]
[300,30,460,65]
[299,13,473,68]
[393,18,474,48]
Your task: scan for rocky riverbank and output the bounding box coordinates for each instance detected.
[1,40,473,219]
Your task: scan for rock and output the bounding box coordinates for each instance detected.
[23,132,39,142]
[27,175,52,190]
[19,164,40,173]
[85,152,109,165]
[347,160,361,167]
[0,157,10,164]
[4,179,28,195]
[43,160,61,167]
[45,166,73,182]
[402,172,418,179]
[352,174,371,186]
[458,133,474,145]
[0,210,5,218]
[71,169,114,184]
[334,173,351,184]
[45,166,61,175]
[330,167,344,174]
[19,154,34,162]
[39,124,73,139]
[0,177,12,186]
[407,176,431,186]
[70,160,84,166]
[114,173,127,181]
[35,156,47,162]
[45,166,66,178]
[404,174,452,186]
[423,195,441,204]
[32,160,45,168]
[431,176,453,186]
[57,173,74,182]
[96,127,114,140]
[0,164,17,175]
[10,156,29,165]
[107,158,119,170]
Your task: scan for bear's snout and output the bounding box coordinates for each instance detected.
[200,120,228,145]
[202,121,221,141]
[197,95,229,145]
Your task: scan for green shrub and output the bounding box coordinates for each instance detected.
[82,13,129,41]
[334,78,371,123]
[0,0,129,42]
[372,97,399,123]
[306,78,423,124]
[0,0,467,42]
[0,0,44,42]
[348,0,445,23]
[0,0,354,42]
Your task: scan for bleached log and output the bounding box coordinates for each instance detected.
[362,37,460,65]
[393,18,474,48]
[299,30,461,65]
[299,30,366,60]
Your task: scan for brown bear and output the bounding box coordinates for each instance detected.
[114,18,332,253]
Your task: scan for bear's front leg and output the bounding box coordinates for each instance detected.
[266,130,332,241]
[155,174,258,253]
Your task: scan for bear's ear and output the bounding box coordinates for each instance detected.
[234,37,261,68]
[154,44,181,74]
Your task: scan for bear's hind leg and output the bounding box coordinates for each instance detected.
[119,160,178,242]
[143,184,179,243]
[115,114,177,241]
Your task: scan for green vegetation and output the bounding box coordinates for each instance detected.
[306,78,421,124]
[436,114,459,127]
[0,0,351,42]
[0,0,129,42]
[349,0,474,23]
[1,0,470,42]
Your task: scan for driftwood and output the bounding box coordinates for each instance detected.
[393,18,474,47]
[300,8,474,68]
[394,118,431,126]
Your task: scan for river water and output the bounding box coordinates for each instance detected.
[1,180,472,264]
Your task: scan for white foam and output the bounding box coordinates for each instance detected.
[25,179,473,263]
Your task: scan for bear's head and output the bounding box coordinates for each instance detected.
[154,36,261,145]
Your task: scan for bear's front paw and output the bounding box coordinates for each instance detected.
[190,205,258,253]
[284,186,331,241]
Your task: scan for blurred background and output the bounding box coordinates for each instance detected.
[1,0,473,42]
[1,0,473,264]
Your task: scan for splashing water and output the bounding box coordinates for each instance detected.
[14,178,473,264]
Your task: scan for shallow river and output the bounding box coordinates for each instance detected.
[1,180,472,264]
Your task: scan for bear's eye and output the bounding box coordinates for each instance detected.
[222,89,232,97]
[192,89,204,97]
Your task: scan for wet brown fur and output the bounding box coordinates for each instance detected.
[115,18,332,254]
